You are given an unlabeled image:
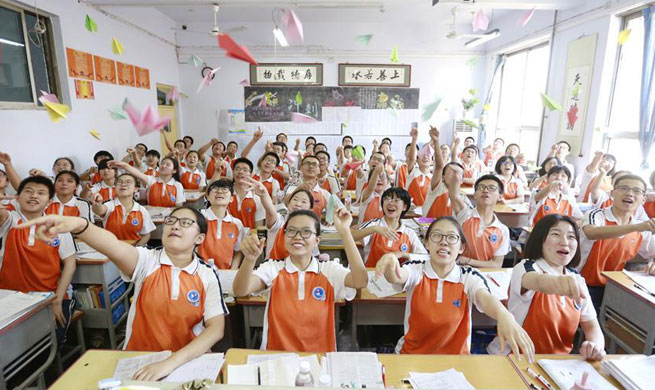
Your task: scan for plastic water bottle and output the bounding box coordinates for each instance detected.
[318,374,331,388]
[295,361,314,387]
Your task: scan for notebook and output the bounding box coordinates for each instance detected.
[601,355,654,390]
[537,359,616,390]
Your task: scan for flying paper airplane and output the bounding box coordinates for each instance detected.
[217,34,258,65]
[124,101,171,136]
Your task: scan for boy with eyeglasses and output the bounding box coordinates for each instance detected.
[315,151,340,195]
[228,158,265,228]
[283,155,330,218]
[578,174,655,310]
[253,152,281,200]
[446,174,510,268]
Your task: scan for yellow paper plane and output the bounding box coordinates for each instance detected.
[112,37,124,54]
[618,29,631,45]
[89,130,101,140]
[43,101,71,122]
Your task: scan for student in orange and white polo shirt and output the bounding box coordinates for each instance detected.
[505,143,528,185]
[394,141,419,190]
[233,208,368,352]
[587,170,650,220]
[352,187,426,267]
[316,151,340,195]
[229,158,266,228]
[81,160,117,202]
[577,151,617,203]
[198,139,232,181]
[140,150,160,177]
[19,207,228,381]
[46,171,93,221]
[358,163,389,224]
[253,152,281,200]
[79,150,113,185]
[528,157,561,192]
[404,127,432,207]
[578,174,655,310]
[0,176,77,339]
[179,151,207,191]
[112,158,186,208]
[374,216,534,358]
[271,141,292,188]
[198,179,247,269]
[458,145,484,187]
[121,143,147,168]
[283,155,330,219]
[529,165,582,226]
[343,145,367,191]
[494,156,525,204]
[354,151,385,202]
[447,174,510,268]
[92,173,155,246]
[487,214,605,359]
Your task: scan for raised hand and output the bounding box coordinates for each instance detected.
[240,234,266,262]
[410,126,418,139]
[0,152,12,165]
[429,126,440,143]
[375,225,399,241]
[254,127,263,140]
[552,274,585,306]
[15,214,87,243]
[375,253,402,280]
[333,206,352,232]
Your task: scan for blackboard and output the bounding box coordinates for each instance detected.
[244,86,420,122]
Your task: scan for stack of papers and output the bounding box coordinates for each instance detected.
[481,270,512,300]
[114,352,224,382]
[623,270,655,296]
[602,355,654,390]
[0,290,53,329]
[227,353,320,386]
[538,359,616,390]
[325,352,384,389]
[508,203,529,213]
[409,368,475,389]
[75,241,107,260]
[366,271,400,298]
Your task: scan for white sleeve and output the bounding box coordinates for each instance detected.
[57,233,77,260]
[90,183,101,195]
[569,196,583,219]
[510,260,537,302]
[324,261,356,301]
[234,220,247,251]
[203,266,228,321]
[578,275,597,322]
[121,247,158,283]
[145,175,156,188]
[254,196,265,222]
[139,209,157,235]
[358,218,380,247]
[463,267,491,312]
[494,225,511,257]
[582,208,606,229]
[252,260,281,288]
[401,261,424,291]
[272,180,280,199]
[175,182,186,205]
[199,172,207,187]
[409,230,428,254]
[455,206,474,225]
[0,212,15,237]
[100,201,116,224]
[284,185,298,199]
[638,232,655,258]
[516,180,526,197]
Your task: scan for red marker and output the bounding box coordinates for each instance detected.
[489,275,501,287]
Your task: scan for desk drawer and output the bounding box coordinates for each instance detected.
[602,306,649,354]
[602,282,655,332]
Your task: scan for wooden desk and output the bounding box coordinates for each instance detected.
[0,295,56,390]
[508,354,625,390]
[494,204,530,228]
[600,271,655,355]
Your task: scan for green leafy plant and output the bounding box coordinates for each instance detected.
[461,88,479,112]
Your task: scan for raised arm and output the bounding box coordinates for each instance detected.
[406,126,419,174]
[585,151,604,174]
[91,193,108,217]
[430,126,444,191]
[240,127,263,158]
[583,218,655,240]
[161,130,175,153]
[198,138,219,163]
[247,177,277,229]
[587,164,608,204]
[130,148,142,169]
[232,235,267,296]
[444,165,466,214]
[0,152,22,190]
[533,180,558,203]
[350,222,399,243]
[451,137,460,162]
[334,207,367,289]
[374,253,409,285]
[360,163,383,204]
[108,160,149,186]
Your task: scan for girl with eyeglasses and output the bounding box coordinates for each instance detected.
[494,156,525,205]
[488,214,605,360]
[529,157,562,192]
[16,207,227,381]
[375,216,534,359]
[352,187,427,267]
[110,157,185,207]
[233,208,368,352]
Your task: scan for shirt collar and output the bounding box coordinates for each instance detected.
[423,261,462,283]
[53,194,77,207]
[203,207,236,222]
[471,208,502,229]
[284,257,320,274]
[157,177,177,186]
[159,249,198,275]
[113,198,140,213]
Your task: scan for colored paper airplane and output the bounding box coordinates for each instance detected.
[166,86,179,102]
[351,145,365,160]
[190,54,203,67]
[355,34,373,46]
[85,15,98,32]
[417,143,434,159]
[472,10,489,32]
[112,37,124,55]
[343,160,365,171]
[283,9,304,44]
[388,107,400,118]
[466,56,480,69]
[196,67,221,94]
[291,112,317,123]
[618,29,632,45]
[108,105,127,120]
[540,92,562,111]
[390,46,400,63]
[325,194,345,224]
[421,97,442,121]
[124,101,171,136]
[517,7,536,27]
[89,130,101,140]
[462,119,479,129]
[217,33,258,65]
[38,91,70,122]
[239,79,249,86]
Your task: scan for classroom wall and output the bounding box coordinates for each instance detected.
[0,0,180,177]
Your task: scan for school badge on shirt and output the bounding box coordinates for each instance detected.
[131,218,139,226]
[49,237,61,247]
[312,287,326,302]
[400,243,408,252]
[187,290,200,306]
[453,299,461,308]
[489,234,498,243]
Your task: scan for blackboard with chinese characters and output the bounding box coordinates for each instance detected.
[244,86,419,122]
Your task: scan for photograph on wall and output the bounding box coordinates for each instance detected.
[74,79,94,99]
[93,55,117,84]
[66,48,94,80]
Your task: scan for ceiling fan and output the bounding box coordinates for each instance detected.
[445,6,493,40]
[173,3,247,36]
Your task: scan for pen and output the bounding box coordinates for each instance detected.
[489,276,501,287]
[257,366,261,385]
[381,364,386,387]
[526,368,554,390]
[633,283,655,297]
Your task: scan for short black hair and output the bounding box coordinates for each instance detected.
[284,209,321,237]
[425,216,468,246]
[314,142,327,151]
[464,136,475,142]
[260,151,280,167]
[505,143,520,153]
[206,179,233,195]
[302,155,320,165]
[272,141,287,152]
[371,151,386,161]
[276,132,287,141]
[523,214,581,268]
[344,145,353,151]
[474,174,504,194]
[442,161,464,176]
[557,140,572,151]
[53,157,75,171]
[213,141,226,151]
[547,165,572,181]
[183,136,194,144]
[342,135,353,144]
[405,143,420,151]
[462,145,478,155]
[135,143,148,152]
[613,174,647,191]
[186,150,200,160]
[94,150,113,163]
[170,206,208,235]
[381,187,411,217]
[232,157,253,172]
[381,137,392,146]
[17,176,55,199]
[495,155,517,175]
[289,188,314,207]
[315,150,330,162]
[97,159,113,171]
[539,157,562,176]
[146,149,161,159]
[227,141,238,149]
[174,139,186,148]
[493,137,505,145]
[55,170,80,186]
[305,136,316,145]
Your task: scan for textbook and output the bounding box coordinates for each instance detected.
[538,359,616,390]
[602,355,654,390]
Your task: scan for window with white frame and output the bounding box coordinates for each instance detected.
[0,2,59,106]
[606,11,654,175]
[492,43,550,164]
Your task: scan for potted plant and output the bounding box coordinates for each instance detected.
[461,88,479,119]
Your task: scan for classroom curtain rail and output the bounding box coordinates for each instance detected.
[639,5,655,169]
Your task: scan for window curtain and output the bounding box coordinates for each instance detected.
[477,54,506,157]
[639,6,655,169]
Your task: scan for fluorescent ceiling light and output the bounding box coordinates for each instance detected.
[273,28,289,47]
[0,38,25,47]
[464,29,500,48]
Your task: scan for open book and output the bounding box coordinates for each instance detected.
[538,359,616,390]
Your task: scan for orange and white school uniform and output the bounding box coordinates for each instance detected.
[284,183,330,218]
[455,207,510,262]
[359,218,427,267]
[145,176,185,207]
[90,181,117,202]
[422,181,472,219]
[100,199,156,242]
[578,207,655,286]
[529,192,582,226]
[395,161,408,189]
[487,259,596,355]
[395,261,490,354]
[265,213,320,260]
[358,191,384,225]
[197,208,247,269]
[272,162,290,189]
[46,195,93,221]
[645,199,655,218]
[2,198,18,212]
[253,257,356,352]
[252,173,280,199]
[228,191,265,229]
[0,210,76,294]
[205,157,233,181]
[578,170,611,203]
[461,161,483,187]
[180,167,207,190]
[91,171,103,184]
[141,165,159,177]
[405,168,430,207]
[593,192,649,221]
[318,173,340,195]
[122,247,228,352]
[497,174,525,201]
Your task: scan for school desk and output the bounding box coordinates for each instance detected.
[507,353,625,390]
[494,203,530,228]
[0,294,56,390]
[600,271,655,355]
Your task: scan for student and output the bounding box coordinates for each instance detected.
[233,208,367,352]
[336,144,353,173]
[529,157,562,191]
[458,145,483,187]
[199,139,232,181]
[353,187,427,267]
[494,156,525,204]
[342,135,353,147]
[270,141,291,187]
[183,135,194,149]
[253,152,282,199]
[505,143,527,184]
[26,157,77,183]
[20,207,227,380]
[0,176,77,336]
[487,214,605,359]
[483,138,505,167]
[92,173,155,246]
[179,151,207,191]
[579,151,617,203]
[529,166,582,226]
[82,160,117,202]
[578,174,655,310]
[81,151,114,184]
[197,180,247,270]
[405,127,432,207]
[122,143,148,167]
[439,143,451,164]
[358,163,389,224]
[0,169,13,207]
[226,141,239,164]
[228,157,265,228]
[394,129,420,190]
[141,150,161,177]
[586,169,633,209]
[283,155,330,218]
[314,143,328,154]
[353,151,385,201]
[343,145,368,191]
[111,158,185,207]
[316,150,340,195]
[165,139,188,164]
[374,217,534,358]
[46,171,93,221]
[647,171,655,218]
[547,141,576,181]
[276,132,288,144]
[447,174,510,268]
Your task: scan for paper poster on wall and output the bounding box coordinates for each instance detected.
[66,48,94,80]
[562,66,590,135]
[135,66,150,89]
[117,62,136,87]
[74,79,94,99]
[94,55,117,84]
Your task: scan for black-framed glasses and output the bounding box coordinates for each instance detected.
[428,232,461,245]
[164,216,197,228]
[476,184,499,192]
[284,228,317,239]
[209,187,231,194]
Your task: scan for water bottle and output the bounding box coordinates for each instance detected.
[295,361,314,387]
[318,374,331,388]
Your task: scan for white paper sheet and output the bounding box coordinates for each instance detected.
[481,270,512,300]
[623,270,655,295]
[367,271,401,298]
[218,270,237,296]
[0,291,52,328]
[602,355,655,390]
[164,353,224,383]
[246,353,298,365]
[113,351,172,380]
[409,369,475,390]
[226,364,258,385]
[327,352,383,389]
[538,359,617,390]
